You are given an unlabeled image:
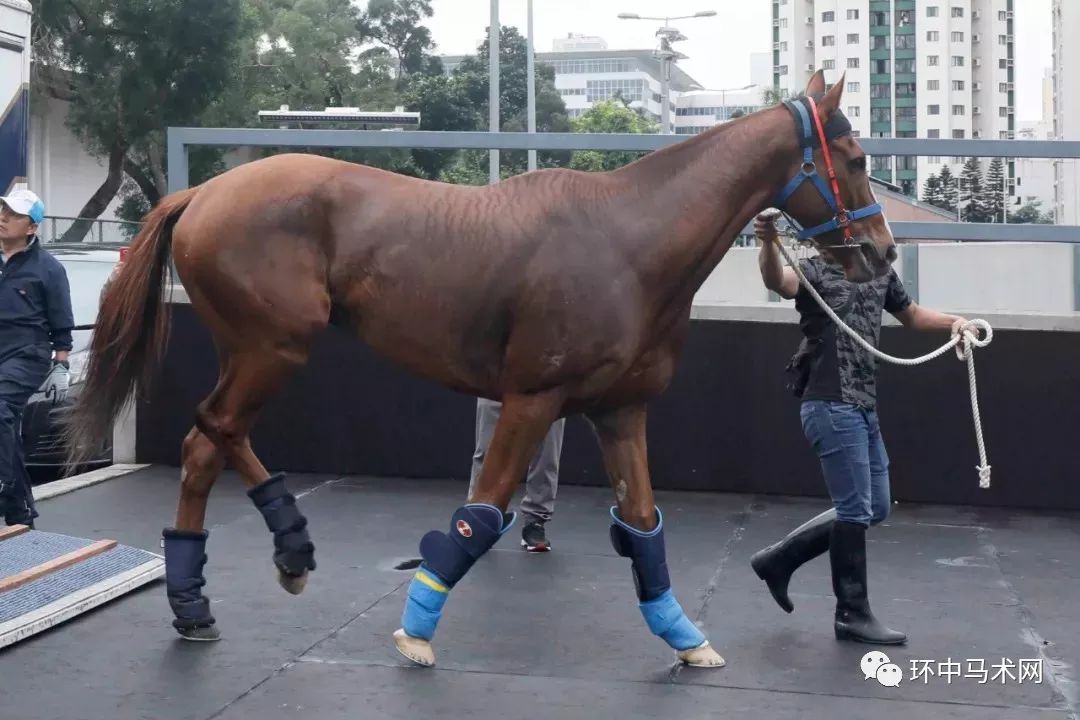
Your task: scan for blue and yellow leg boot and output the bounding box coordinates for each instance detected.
[162,528,220,641]
[248,473,316,595]
[609,506,725,668]
[394,503,516,666]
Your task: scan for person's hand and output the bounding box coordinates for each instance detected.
[951,317,969,337]
[43,362,70,403]
[755,210,782,248]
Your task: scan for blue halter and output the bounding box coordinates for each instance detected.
[773,96,884,246]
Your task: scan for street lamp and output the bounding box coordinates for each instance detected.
[617,10,717,134]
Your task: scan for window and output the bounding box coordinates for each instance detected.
[846,33,860,44]
[928,129,940,138]
[952,104,965,115]
[871,84,890,99]
[871,11,889,27]
[779,18,788,28]
[847,57,860,68]
[1000,131,1010,139]
[871,156,893,171]
[927,31,940,41]
[999,82,1008,93]
[780,41,788,50]
[951,56,965,67]
[928,80,940,90]
[822,11,835,22]
[822,59,836,69]
[998,34,1008,45]
[779,65,788,75]
[952,31,964,42]
[896,83,916,96]
[953,80,965,91]
[927,6,939,17]
[586,78,647,103]
[872,108,891,122]
[847,106,861,117]
[896,107,916,119]
[896,34,916,49]
[999,59,1007,69]
[928,55,940,66]
[998,11,1007,21]
[895,59,916,73]
[999,106,1009,117]
[927,156,941,164]
[847,82,860,92]
[872,35,889,49]
[928,105,941,115]
[847,9,859,20]
[952,7,964,18]
[822,35,835,46]
[953,129,965,139]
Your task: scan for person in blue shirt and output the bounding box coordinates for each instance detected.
[0,189,74,527]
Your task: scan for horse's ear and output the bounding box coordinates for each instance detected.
[818,71,846,118]
[805,69,826,97]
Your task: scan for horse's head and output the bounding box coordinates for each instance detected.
[773,70,897,283]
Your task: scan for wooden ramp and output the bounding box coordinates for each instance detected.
[0,525,164,648]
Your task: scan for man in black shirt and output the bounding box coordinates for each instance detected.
[749,212,965,646]
[0,189,74,527]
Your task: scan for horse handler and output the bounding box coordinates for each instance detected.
[0,189,74,527]
[750,211,967,645]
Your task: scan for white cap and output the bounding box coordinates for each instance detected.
[0,188,45,224]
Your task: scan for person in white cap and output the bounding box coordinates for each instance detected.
[0,188,74,527]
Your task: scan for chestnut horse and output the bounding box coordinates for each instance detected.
[67,72,894,668]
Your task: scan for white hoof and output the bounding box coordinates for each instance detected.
[677,641,726,668]
[393,628,435,667]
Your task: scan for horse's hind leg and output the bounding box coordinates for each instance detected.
[394,390,564,667]
[162,425,226,641]
[198,349,318,595]
[587,404,725,668]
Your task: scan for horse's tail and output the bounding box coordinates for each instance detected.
[63,186,199,471]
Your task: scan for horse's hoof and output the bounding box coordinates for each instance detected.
[177,625,221,642]
[393,628,435,667]
[677,641,726,668]
[278,569,308,595]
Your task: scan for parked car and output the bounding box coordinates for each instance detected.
[21,242,126,477]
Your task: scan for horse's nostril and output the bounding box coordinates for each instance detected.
[885,245,898,263]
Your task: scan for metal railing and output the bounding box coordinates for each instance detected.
[165,127,1080,244]
[40,216,142,245]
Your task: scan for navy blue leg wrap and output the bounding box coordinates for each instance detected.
[162,528,215,631]
[400,504,515,640]
[247,473,316,577]
[609,506,707,651]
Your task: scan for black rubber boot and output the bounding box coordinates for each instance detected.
[247,473,316,584]
[162,528,219,640]
[750,508,835,613]
[829,520,906,645]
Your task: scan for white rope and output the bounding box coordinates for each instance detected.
[773,238,994,489]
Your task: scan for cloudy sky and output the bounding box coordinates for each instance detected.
[426,0,1053,122]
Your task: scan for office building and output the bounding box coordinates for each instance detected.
[772,0,1016,198]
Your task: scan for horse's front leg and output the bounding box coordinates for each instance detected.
[394,390,565,667]
[587,404,726,668]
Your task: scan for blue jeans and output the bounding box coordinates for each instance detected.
[800,400,891,528]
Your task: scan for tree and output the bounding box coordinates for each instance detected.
[761,87,786,106]
[921,175,944,209]
[31,0,247,240]
[959,157,990,222]
[1008,200,1054,224]
[450,26,571,176]
[937,165,958,214]
[360,0,436,85]
[569,100,658,172]
[984,157,1006,223]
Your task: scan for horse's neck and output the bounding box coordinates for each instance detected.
[615,106,796,305]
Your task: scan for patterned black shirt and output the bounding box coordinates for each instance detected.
[794,256,912,409]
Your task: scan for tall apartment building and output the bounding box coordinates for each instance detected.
[772,0,1015,198]
[1051,0,1079,225]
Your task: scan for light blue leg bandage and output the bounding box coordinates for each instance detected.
[609,505,707,651]
[400,504,516,641]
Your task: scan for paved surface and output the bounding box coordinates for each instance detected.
[2,466,1078,720]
